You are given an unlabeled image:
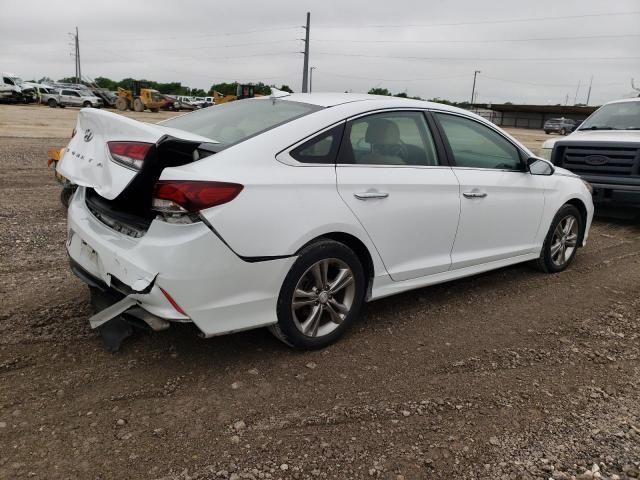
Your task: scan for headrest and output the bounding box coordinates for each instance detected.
[365,119,400,145]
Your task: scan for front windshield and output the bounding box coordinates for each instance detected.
[161,98,321,148]
[580,102,640,130]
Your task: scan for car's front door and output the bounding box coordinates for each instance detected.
[336,110,460,281]
[434,112,547,270]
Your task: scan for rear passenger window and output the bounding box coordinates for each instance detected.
[338,111,439,166]
[436,113,522,170]
[290,124,345,164]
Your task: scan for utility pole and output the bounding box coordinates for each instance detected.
[586,75,593,105]
[573,80,581,105]
[70,27,81,84]
[470,70,480,106]
[309,66,316,93]
[301,12,310,93]
[76,27,81,84]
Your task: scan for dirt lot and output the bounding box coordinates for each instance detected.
[0,104,639,480]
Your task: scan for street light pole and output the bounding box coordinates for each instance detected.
[470,70,481,106]
[310,67,316,93]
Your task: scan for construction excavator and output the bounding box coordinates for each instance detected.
[115,81,168,112]
[212,84,257,104]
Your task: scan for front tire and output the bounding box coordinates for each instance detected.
[48,99,57,108]
[560,128,567,136]
[270,240,366,349]
[83,101,91,108]
[536,204,582,273]
[133,98,144,112]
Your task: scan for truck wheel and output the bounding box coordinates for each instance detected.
[560,128,567,136]
[83,101,92,108]
[115,97,128,111]
[133,98,144,112]
[48,99,57,108]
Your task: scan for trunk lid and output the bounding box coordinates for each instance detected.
[57,108,216,200]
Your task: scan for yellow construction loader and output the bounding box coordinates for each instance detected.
[115,82,168,112]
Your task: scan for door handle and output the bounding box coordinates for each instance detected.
[354,191,389,200]
[463,191,487,199]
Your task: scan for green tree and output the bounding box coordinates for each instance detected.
[278,84,293,93]
[94,77,118,90]
[368,87,392,96]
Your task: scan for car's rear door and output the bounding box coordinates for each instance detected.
[433,111,546,269]
[336,110,460,281]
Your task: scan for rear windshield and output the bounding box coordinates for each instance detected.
[161,98,321,148]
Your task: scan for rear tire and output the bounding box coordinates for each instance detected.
[60,188,73,208]
[48,99,57,108]
[133,98,144,112]
[270,240,366,349]
[83,101,91,108]
[560,128,567,136]
[536,204,582,273]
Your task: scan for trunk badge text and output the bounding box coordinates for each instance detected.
[84,129,94,142]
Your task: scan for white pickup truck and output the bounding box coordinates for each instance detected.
[539,97,640,210]
[42,88,103,108]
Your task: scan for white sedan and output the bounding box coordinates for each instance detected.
[58,92,594,350]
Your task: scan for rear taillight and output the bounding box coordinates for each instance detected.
[152,180,243,214]
[108,141,153,170]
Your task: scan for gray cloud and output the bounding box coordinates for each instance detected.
[1,0,638,105]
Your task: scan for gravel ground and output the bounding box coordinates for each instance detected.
[0,106,638,480]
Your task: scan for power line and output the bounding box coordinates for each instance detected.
[85,39,298,54]
[314,51,640,62]
[319,71,469,82]
[313,33,640,45]
[481,75,622,88]
[316,11,640,29]
[87,26,301,43]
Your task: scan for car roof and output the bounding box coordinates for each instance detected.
[275,92,470,114]
[604,97,640,105]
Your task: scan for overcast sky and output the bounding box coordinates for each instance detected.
[1,0,638,105]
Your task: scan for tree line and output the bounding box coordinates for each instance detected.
[40,76,293,97]
[367,87,471,108]
[35,76,463,105]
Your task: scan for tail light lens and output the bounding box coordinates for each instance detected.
[108,141,153,170]
[152,180,243,214]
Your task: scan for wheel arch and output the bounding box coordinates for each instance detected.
[295,232,375,299]
[564,197,588,246]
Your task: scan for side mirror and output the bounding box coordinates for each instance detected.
[527,156,555,176]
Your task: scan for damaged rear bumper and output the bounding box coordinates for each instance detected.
[66,188,296,338]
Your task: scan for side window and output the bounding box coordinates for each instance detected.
[3,77,14,85]
[290,124,344,164]
[338,111,439,166]
[61,90,72,96]
[436,113,522,170]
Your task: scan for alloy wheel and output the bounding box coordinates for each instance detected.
[550,214,578,267]
[291,258,356,337]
